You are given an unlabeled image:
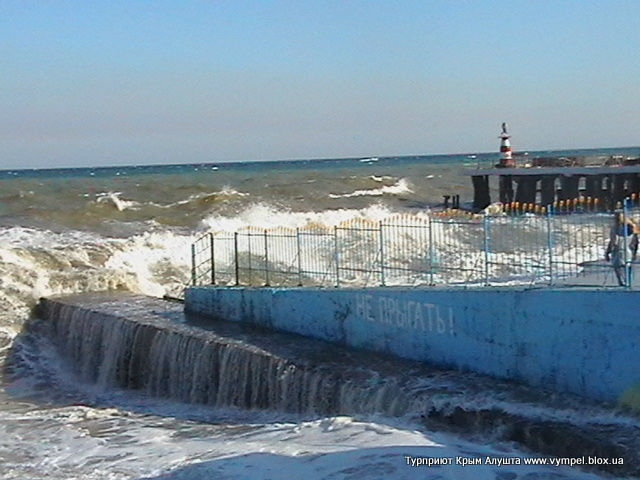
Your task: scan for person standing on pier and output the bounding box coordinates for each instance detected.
[605,213,638,286]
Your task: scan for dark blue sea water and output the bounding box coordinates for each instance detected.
[2,146,639,179]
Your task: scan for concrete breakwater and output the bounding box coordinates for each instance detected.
[30,292,640,476]
[185,286,640,408]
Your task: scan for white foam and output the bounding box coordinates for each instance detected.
[198,206,621,288]
[0,226,195,326]
[0,397,609,480]
[152,187,248,209]
[328,178,413,199]
[0,226,99,248]
[96,192,140,211]
[104,230,193,297]
[200,203,402,232]
[0,208,617,325]
[3,325,615,479]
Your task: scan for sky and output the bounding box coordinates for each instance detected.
[2,0,640,169]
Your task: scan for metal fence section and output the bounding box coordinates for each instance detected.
[380,215,431,285]
[485,214,550,285]
[191,205,640,289]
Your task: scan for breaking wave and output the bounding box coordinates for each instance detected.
[94,187,248,212]
[153,186,248,209]
[328,178,413,199]
[96,192,141,211]
[200,203,404,231]
[0,226,194,338]
[0,202,416,337]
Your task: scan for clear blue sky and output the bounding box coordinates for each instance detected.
[2,0,640,168]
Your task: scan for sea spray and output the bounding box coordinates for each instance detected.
[0,227,193,327]
[199,203,403,231]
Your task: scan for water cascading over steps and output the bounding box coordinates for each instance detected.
[38,294,409,416]
[29,293,640,476]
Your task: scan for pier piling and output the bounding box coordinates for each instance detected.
[467,167,640,213]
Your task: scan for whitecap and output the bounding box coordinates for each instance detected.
[148,187,249,210]
[96,192,140,212]
[200,203,402,232]
[328,178,413,199]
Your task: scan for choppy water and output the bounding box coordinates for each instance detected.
[1,149,640,479]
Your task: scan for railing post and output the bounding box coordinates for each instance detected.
[264,229,270,286]
[378,221,385,286]
[546,205,554,285]
[191,243,197,286]
[334,225,340,287]
[623,199,631,288]
[428,216,435,285]
[296,228,303,286]
[483,213,490,286]
[214,232,216,285]
[247,231,252,285]
[234,232,239,286]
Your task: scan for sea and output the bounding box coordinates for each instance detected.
[1,147,639,480]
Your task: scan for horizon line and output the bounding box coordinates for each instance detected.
[1,145,640,173]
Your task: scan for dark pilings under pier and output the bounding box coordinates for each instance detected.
[585,175,602,199]
[499,175,514,204]
[559,176,580,200]
[602,176,614,210]
[514,176,537,205]
[632,174,640,198]
[472,175,491,210]
[613,175,627,204]
[540,176,556,207]
[466,167,640,212]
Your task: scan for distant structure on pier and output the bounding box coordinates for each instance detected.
[497,122,515,168]
[464,124,640,211]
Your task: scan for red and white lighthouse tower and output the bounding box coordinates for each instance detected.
[498,122,515,168]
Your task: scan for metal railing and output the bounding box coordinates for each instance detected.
[191,203,640,290]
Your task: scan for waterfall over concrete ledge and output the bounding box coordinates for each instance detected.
[30,292,640,476]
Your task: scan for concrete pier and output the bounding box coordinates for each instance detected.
[464,165,640,210]
[185,286,640,406]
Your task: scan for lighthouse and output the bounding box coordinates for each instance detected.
[498,122,515,168]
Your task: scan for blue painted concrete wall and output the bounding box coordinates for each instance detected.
[184,286,640,405]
